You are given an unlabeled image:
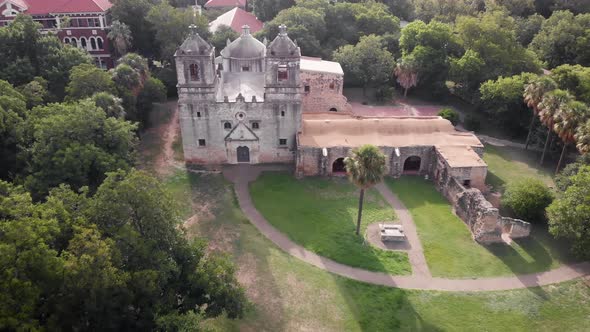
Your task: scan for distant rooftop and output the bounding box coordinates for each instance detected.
[300,56,344,76]
[209,7,263,34]
[204,0,246,9]
[14,0,112,15]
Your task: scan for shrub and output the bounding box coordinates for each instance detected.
[464,114,481,131]
[501,178,553,222]
[438,108,459,125]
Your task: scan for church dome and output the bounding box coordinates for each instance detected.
[176,25,213,56]
[268,25,300,57]
[220,25,266,59]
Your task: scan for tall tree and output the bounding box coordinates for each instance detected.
[107,20,133,56]
[344,145,387,235]
[575,119,590,154]
[0,81,26,180]
[523,75,557,149]
[547,165,590,260]
[66,64,116,100]
[553,100,589,173]
[110,0,157,57]
[333,35,395,95]
[394,57,419,97]
[537,89,572,165]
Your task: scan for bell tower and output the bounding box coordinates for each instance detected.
[174,24,216,101]
[265,24,301,101]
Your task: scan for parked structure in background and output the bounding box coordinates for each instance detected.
[175,23,531,243]
[0,0,114,69]
[209,7,263,34]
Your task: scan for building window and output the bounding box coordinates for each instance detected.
[242,66,250,72]
[70,37,78,47]
[463,180,471,187]
[89,37,96,50]
[97,37,103,50]
[277,65,288,81]
[189,63,199,81]
[70,18,79,27]
[80,37,87,50]
[280,110,285,117]
[64,37,70,44]
[224,122,232,129]
[279,138,287,146]
[304,85,310,93]
[251,122,259,129]
[329,82,335,89]
[196,111,201,118]
[198,139,206,146]
[2,9,19,17]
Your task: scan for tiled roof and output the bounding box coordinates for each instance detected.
[20,0,112,15]
[204,0,246,8]
[209,7,263,34]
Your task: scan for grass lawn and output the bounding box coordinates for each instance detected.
[163,170,590,331]
[386,176,575,278]
[249,172,411,275]
[483,144,555,191]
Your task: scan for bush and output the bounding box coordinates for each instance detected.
[501,178,553,222]
[464,114,481,131]
[438,108,459,125]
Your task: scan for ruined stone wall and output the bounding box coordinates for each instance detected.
[300,70,352,114]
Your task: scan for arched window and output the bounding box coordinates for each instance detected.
[224,122,232,129]
[329,108,337,112]
[97,37,104,50]
[80,37,87,50]
[90,37,97,50]
[70,37,78,47]
[277,65,288,81]
[64,37,70,44]
[189,63,199,81]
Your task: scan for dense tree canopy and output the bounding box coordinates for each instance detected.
[0,81,26,180]
[251,0,295,22]
[110,0,158,57]
[66,64,116,100]
[0,170,245,330]
[551,64,590,104]
[529,10,590,68]
[19,100,138,197]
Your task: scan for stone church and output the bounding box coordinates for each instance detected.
[175,24,531,244]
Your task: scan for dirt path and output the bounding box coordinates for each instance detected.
[222,164,590,291]
[154,101,180,176]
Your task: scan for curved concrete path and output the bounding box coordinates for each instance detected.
[223,165,590,291]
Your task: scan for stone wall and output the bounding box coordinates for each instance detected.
[300,70,352,114]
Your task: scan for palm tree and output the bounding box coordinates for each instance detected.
[108,20,133,56]
[344,145,387,235]
[537,89,572,165]
[575,119,590,154]
[553,101,589,174]
[394,58,419,97]
[523,76,557,150]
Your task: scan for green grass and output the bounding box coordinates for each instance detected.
[249,172,411,275]
[162,170,590,331]
[386,176,574,278]
[484,144,555,192]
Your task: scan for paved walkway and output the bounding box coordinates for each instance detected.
[223,165,590,291]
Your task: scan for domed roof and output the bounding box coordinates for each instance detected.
[176,25,213,56]
[220,25,266,59]
[268,25,300,57]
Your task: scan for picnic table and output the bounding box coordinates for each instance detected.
[379,223,406,242]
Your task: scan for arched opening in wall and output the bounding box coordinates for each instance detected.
[237,146,250,163]
[90,37,97,50]
[224,122,232,129]
[329,108,337,112]
[64,37,70,44]
[97,37,104,50]
[70,37,78,47]
[332,158,346,173]
[80,37,87,50]
[403,156,421,173]
[189,63,199,81]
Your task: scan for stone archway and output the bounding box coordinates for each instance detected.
[403,156,421,173]
[332,158,346,173]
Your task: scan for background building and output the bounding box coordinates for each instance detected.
[0,0,114,68]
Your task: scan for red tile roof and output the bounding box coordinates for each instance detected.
[204,0,246,9]
[209,7,263,34]
[20,0,112,15]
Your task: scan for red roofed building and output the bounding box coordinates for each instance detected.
[204,0,247,10]
[209,7,263,35]
[0,0,115,69]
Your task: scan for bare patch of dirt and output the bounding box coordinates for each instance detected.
[154,101,181,176]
